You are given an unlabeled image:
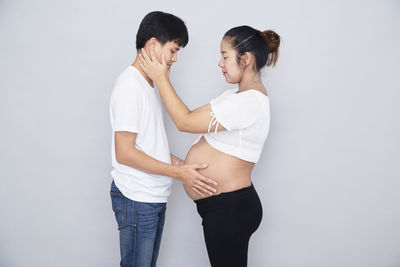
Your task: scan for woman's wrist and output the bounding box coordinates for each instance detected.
[154,74,169,86]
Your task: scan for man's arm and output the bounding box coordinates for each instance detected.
[115,131,217,197]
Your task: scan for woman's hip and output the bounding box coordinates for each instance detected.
[195,183,262,223]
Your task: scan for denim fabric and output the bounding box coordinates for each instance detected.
[110,180,166,267]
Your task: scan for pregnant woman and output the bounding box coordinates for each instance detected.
[139,25,280,267]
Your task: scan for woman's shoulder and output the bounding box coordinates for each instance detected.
[220,88,238,97]
[211,88,269,108]
[238,89,268,98]
[209,88,237,104]
[232,89,269,104]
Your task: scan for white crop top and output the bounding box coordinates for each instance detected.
[192,88,270,163]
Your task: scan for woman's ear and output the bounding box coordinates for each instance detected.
[240,52,252,67]
[243,52,252,66]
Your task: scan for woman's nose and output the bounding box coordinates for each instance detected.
[218,59,223,68]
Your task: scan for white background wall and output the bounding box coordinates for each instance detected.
[1,0,399,266]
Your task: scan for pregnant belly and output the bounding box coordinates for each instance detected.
[184,137,254,200]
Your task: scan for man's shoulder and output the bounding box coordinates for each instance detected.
[113,67,146,96]
[115,67,142,87]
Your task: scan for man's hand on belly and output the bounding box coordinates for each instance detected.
[173,163,218,197]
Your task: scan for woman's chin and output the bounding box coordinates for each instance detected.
[225,79,236,84]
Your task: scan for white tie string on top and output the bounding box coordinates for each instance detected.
[208,111,220,133]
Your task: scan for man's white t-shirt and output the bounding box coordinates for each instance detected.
[110,66,172,203]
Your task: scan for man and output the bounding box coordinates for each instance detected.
[109,11,217,267]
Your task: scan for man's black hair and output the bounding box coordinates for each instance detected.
[136,11,189,49]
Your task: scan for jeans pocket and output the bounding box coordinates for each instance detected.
[110,191,126,229]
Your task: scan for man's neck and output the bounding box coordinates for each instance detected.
[132,58,154,88]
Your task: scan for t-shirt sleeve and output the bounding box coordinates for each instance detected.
[210,91,263,131]
[111,87,143,133]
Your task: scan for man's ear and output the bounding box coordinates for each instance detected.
[145,37,157,50]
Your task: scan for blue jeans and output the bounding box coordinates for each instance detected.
[110,181,166,267]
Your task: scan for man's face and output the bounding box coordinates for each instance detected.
[152,40,180,69]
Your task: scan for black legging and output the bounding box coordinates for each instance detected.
[195,184,263,267]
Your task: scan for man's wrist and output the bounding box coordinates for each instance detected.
[175,158,184,167]
[168,164,181,180]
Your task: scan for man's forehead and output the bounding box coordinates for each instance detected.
[165,41,180,49]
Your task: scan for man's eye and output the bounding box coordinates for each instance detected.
[223,57,228,60]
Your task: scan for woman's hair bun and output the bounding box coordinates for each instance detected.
[260,30,280,66]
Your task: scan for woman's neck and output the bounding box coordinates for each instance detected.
[238,68,265,93]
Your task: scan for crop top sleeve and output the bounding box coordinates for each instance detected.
[209,90,264,132]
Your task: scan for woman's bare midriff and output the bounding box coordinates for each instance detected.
[184,136,255,200]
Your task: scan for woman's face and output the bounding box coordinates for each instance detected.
[218,38,244,84]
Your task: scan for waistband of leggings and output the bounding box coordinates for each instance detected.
[194,183,255,205]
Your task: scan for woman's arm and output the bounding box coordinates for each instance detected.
[138,49,226,134]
